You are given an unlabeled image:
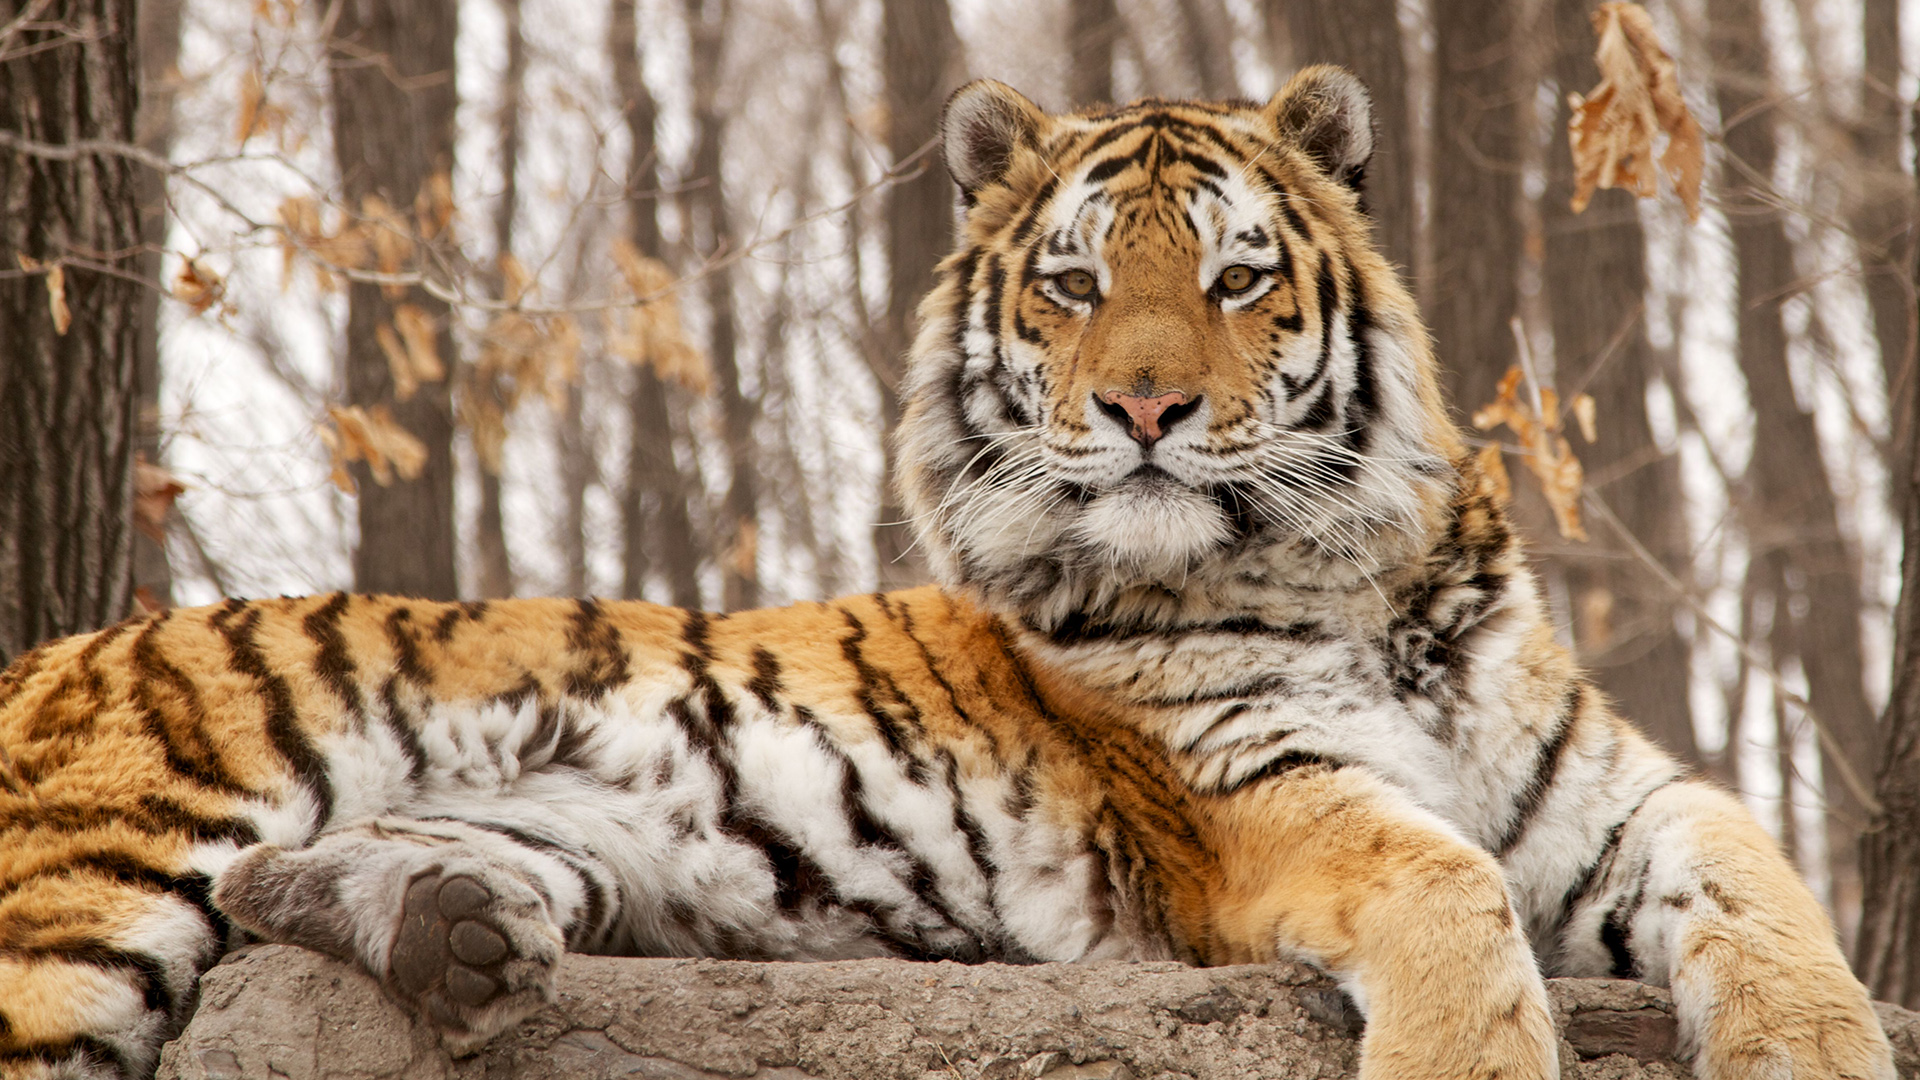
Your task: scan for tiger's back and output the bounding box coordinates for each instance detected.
[0,590,1260,1075]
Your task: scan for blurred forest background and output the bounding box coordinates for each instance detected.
[5,0,1920,1003]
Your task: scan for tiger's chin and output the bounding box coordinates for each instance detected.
[1070,472,1232,577]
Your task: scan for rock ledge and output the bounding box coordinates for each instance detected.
[157,946,1920,1079]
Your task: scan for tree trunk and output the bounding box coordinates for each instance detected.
[1173,0,1236,99]
[876,0,959,589]
[472,0,524,601]
[328,0,460,599]
[612,0,701,608]
[1067,0,1121,108]
[132,0,181,609]
[1425,0,1524,414]
[0,0,142,662]
[1708,3,1877,923]
[1272,0,1415,281]
[1538,0,1700,769]
[683,0,755,611]
[1857,201,1920,1000]
[1853,0,1911,405]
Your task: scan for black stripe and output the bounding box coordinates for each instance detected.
[1343,261,1378,454]
[1552,779,1675,943]
[565,598,631,700]
[0,1035,131,1075]
[1008,175,1061,245]
[837,607,930,783]
[18,941,174,1013]
[940,749,997,895]
[1219,751,1336,794]
[896,605,998,760]
[0,643,48,713]
[129,614,256,796]
[211,603,334,831]
[0,796,256,846]
[1600,906,1637,978]
[746,647,784,712]
[549,708,595,769]
[1083,152,1139,186]
[378,607,432,780]
[1493,686,1583,857]
[304,593,366,718]
[432,600,488,642]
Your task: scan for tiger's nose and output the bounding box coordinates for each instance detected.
[1096,390,1196,448]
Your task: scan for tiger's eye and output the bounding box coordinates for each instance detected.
[1057,270,1097,299]
[1218,265,1257,294]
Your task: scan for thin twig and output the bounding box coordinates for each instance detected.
[0,127,942,319]
[1583,489,1884,819]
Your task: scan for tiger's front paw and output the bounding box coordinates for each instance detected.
[387,865,563,1054]
[1683,968,1894,1080]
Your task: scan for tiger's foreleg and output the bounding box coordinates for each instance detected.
[210,819,592,1053]
[1208,767,1559,1080]
[1559,781,1894,1080]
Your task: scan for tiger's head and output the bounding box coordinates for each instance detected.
[895,68,1468,631]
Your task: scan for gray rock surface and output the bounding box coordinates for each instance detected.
[156,945,1920,1080]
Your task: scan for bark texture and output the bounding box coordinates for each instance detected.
[1856,103,1920,1010]
[1709,6,1876,914]
[876,0,960,590]
[328,0,461,599]
[0,0,143,663]
[156,946,1920,1080]
[612,0,702,608]
[684,0,755,611]
[132,0,181,609]
[1272,0,1415,281]
[1540,0,1700,769]
[1853,0,1911,405]
[1425,0,1524,415]
[473,0,525,601]
[1067,0,1121,108]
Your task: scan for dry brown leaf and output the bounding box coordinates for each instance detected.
[727,520,758,580]
[1571,393,1598,442]
[19,255,71,335]
[1567,2,1703,222]
[499,253,531,306]
[609,239,711,393]
[173,258,226,315]
[319,404,427,488]
[541,316,581,410]
[376,324,416,401]
[234,67,290,146]
[278,197,369,290]
[1472,366,1590,541]
[1578,587,1616,653]
[415,171,456,240]
[44,264,69,336]
[393,303,444,384]
[133,454,188,542]
[361,195,415,298]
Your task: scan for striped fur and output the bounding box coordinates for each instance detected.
[0,69,1893,1080]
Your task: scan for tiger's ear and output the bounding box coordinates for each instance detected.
[943,80,1050,201]
[1266,65,1374,190]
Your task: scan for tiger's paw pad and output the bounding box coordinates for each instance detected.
[388,867,561,1051]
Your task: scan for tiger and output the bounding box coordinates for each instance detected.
[0,67,1896,1080]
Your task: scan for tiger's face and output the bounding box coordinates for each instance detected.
[896,68,1465,629]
